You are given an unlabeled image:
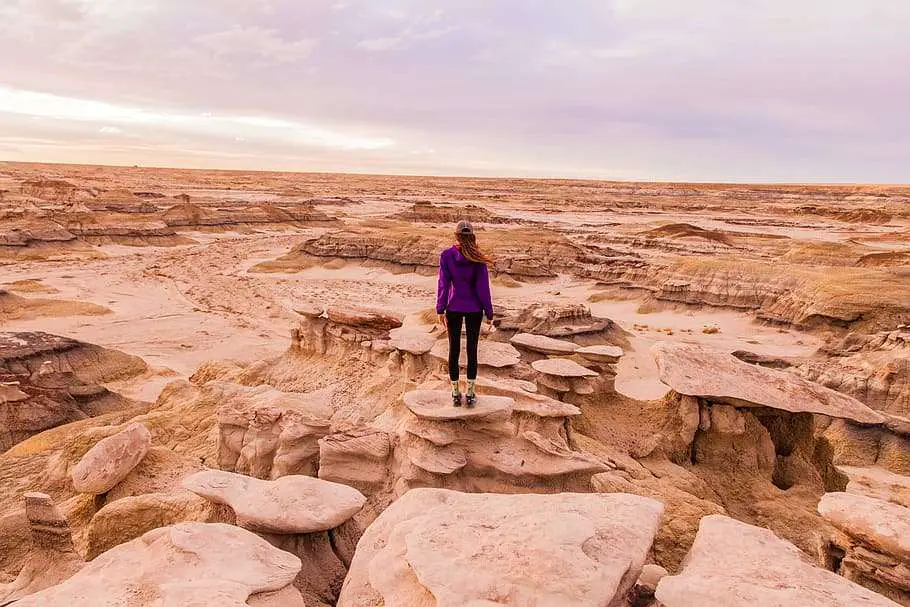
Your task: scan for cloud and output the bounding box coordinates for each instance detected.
[0,0,907,181]
[196,26,316,63]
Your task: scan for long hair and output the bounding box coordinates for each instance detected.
[456,231,493,265]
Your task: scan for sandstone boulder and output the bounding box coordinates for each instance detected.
[404,389,513,421]
[337,489,664,606]
[14,523,302,607]
[70,422,152,494]
[655,515,899,606]
[653,342,885,425]
[576,344,624,363]
[839,465,910,508]
[183,469,366,534]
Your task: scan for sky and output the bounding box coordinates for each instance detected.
[0,0,908,182]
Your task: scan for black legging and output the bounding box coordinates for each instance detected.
[446,311,483,381]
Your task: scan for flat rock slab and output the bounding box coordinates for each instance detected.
[839,466,910,509]
[430,339,521,368]
[510,333,579,355]
[389,329,437,355]
[404,390,514,420]
[71,423,152,494]
[14,523,301,607]
[531,358,598,378]
[576,345,624,362]
[338,489,664,607]
[652,342,885,425]
[818,492,910,561]
[655,515,900,607]
[326,306,402,330]
[182,470,366,534]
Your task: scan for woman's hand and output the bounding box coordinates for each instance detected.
[437,314,447,332]
[486,319,496,334]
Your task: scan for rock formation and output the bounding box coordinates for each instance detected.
[338,488,664,606]
[655,515,900,606]
[0,332,148,452]
[14,523,303,607]
[71,422,153,494]
[819,492,910,604]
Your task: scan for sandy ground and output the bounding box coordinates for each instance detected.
[1,230,823,402]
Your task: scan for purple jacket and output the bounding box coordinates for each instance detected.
[436,245,494,319]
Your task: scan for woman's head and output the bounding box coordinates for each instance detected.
[454,220,493,264]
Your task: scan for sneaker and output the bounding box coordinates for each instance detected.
[465,393,476,408]
[453,392,463,407]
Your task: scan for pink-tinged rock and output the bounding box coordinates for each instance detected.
[338,489,664,607]
[403,389,513,420]
[430,339,521,368]
[818,492,910,561]
[70,422,152,494]
[14,523,301,607]
[839,465,910,508]
[576,344,624,363]
[510,333,579,355]
[531,358,598,378]
[655,515,900,607]
[652,342,885,425]
[182,469,365,534]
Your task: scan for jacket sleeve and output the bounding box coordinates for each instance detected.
[476,263,494,320]
[436,253,451,314]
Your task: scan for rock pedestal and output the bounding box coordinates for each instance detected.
[531,358,599,400]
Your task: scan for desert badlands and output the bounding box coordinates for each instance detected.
[0,160,908,606]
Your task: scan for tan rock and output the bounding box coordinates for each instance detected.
[70,422,152,494]
[653,342,886,425]
[532,358,599,378]
[510,332,579,355]
[576,344,624,363]
[429,339,521,368]
[403,389,513,421]
[326,306,402,330]
[317,426,392,492]
[818,492,910,561]
[655,515,899,607]
[338,489,664,606]
[183,469,366,534]
[15,523,302,607]
[389,329,437,355]
[85,490,233,559]
[839,465,910,508]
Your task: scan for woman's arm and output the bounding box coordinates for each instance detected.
[476,263,494,321]
[436,253,451,314]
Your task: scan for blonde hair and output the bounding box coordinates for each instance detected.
[456,231,493,265]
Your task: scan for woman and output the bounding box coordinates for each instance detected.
[436,220,495,407]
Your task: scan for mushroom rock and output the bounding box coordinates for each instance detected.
[337,489,664,607]
[652,342,885,425]
[499,303,622,345]
[70,422,152,494]
[655,515,900,607]
[531,358,599,400]
[0,493,83,604]
[429,338,521,370]
[510,332,579,356]
[183,470,366,534]
[396,390,607,494]
[14,523,302,607]
[326,306,402,331]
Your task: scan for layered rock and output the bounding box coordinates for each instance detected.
[14,523,303,607]
[338,488,664,606]
[797,327,910,417]
[215,381,333,479]
[0,493,83,604]
[395,389,607,493]
[839,465,910,508]
[162,201,337,230]
[391,200,512,224]
[531,358,599,400]
[510,332,579,357]
[819,492,910,604]
[655,515,900,606]
[291,305,402,359]
[498,302,625,345]
[0,332,148,452]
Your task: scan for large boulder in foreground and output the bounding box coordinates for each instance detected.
[70,422,152,494]
[337,488,664,606]
[653,342,885,425]
[15,523,302,607]
[655,515,900,607]
[183,469,366,534]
